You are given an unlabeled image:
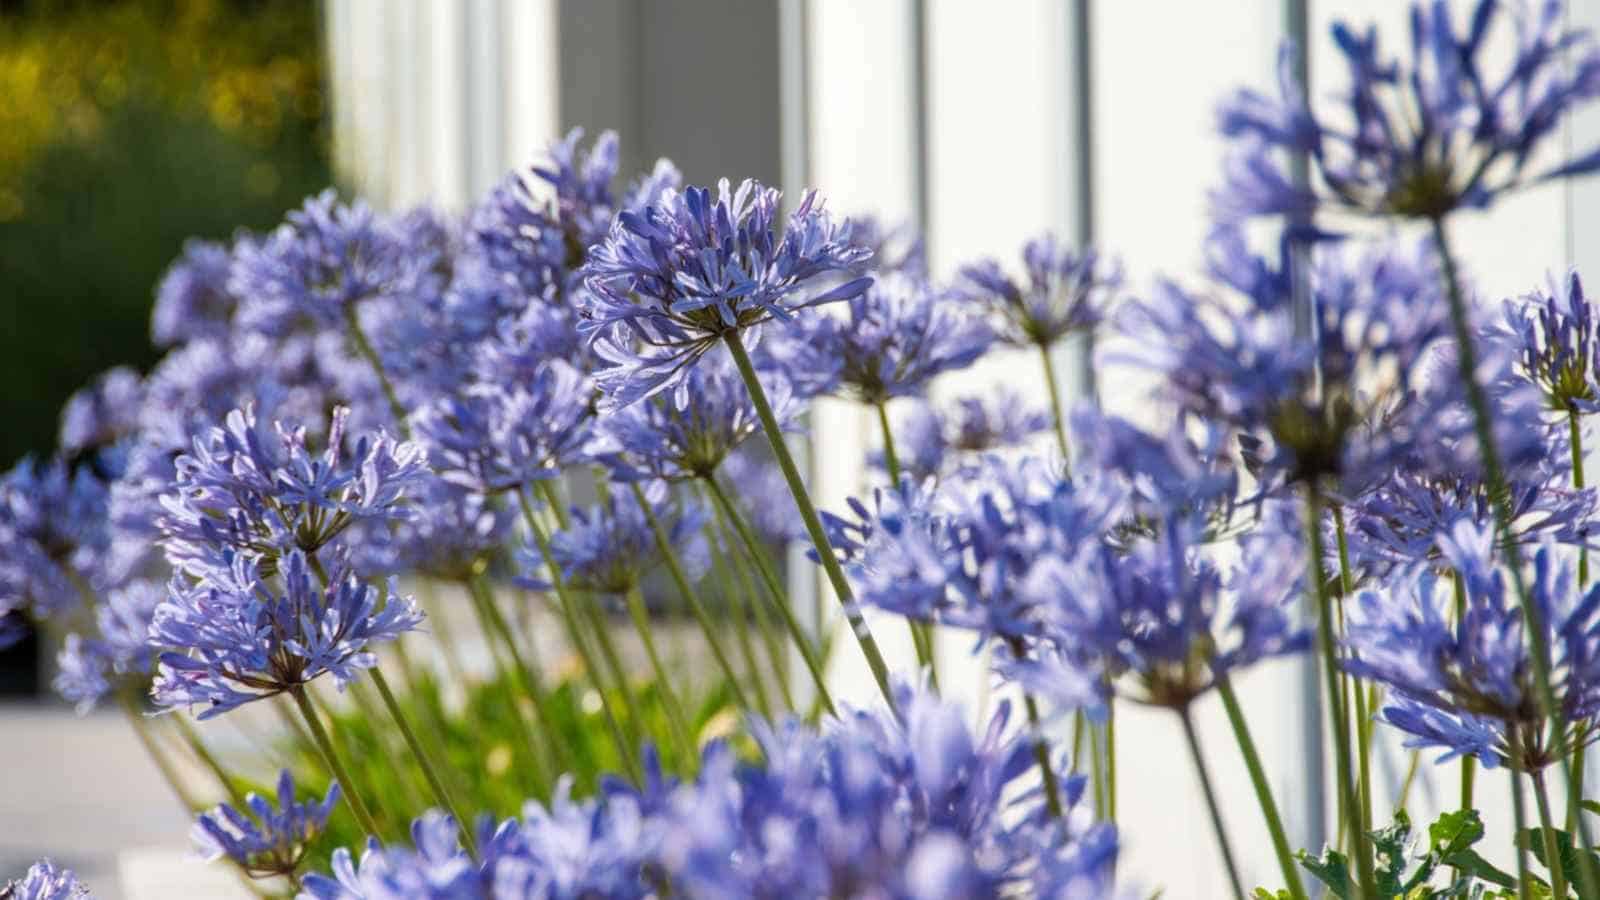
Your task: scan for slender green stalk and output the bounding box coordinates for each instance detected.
[1037,343,1072,471]
[516,488,641,782]
[1569,410,1589,834]
[623,481,753,713]
[704,472,836,717]
[1304,488,1373,893]
[1451,573,1477,813]
[1508,723,1534,900]
[1216,673,1308,900]
[703,520,775,718]
[290,685,382,840]
[468,573,567,776]
[724,330,896,713]
[123,703,201,812]
[344,305,409,437]
[170,714,247,807]
[874,400,938,684]
[1532,768,1569,899]
[707,497,793,711]
[368,667,478,859]
[623,585,698,757]
[1397,749,1423,813]
[578,588,644,746]
[1332,506,1374,856]
[1007,636,1065,819]
[1105,696,1117,824]
[1178,706,1245,900]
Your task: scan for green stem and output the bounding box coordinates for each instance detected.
[468,573,565,780]
[623,585,698,758]
[703,519,776,718]
[1305,488,1373,893]
[708,497,793,711]
[1452,573,1477,813]
[343,304,409,437]
[704,472,836,718]
[516,488,641,783]
[1398,749,1423,814]
[1436,213,1600,897]
[578,589,644,747]
[1009,636,1064,819]
[1038,343,1073,472]
[1179,706,1246,900]
[623,481,754,713]
[874,400,940,687]
[1105,696,1117,824]
[290,685,382,840]
[171,714,247,807]
[1509,723,1534,900]
[1332,506,1374,857]
[368,667,478,859]
[1571,410,1588,588]
[1533,767,1569,899]
[724,330,897,714]
[124,705,201,812]
[1569,410,1589,834]
[1216,673,1308,900]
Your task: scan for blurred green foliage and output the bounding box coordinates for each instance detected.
[0,0,331,465]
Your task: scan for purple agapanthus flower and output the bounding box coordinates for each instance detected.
[806,273,994,405]
[876,390,1053,482]
[193,770,340,879]
[1344,521,1600,770]
[595,354,797,483]
[828,457,1128,649]
[1216,1,1600,223]
[719,451,805,546]
[1506,270,1600,415]
[233,190,435,335]
[2,859,91,899]
[300,811,489,899]
[955,233,1119,349]
[150,549,423,718]
[0,457,109,623]
[1119,228,1448,489]
[841,215,927,279]
[538,481,709,596]
[1018,515,1310,710]
[413,360,595,495]
[151,237,240,347]
[53,579,165,712]
[158,405,430,580]
[579,178,871,408]
[1069,407,1242,534]
[58,367,144,456]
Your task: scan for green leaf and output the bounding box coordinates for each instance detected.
[1369,810,1417,895]
[1439,848,1517,890]
[1520,826,1600,893]
[1581,800,1600,819]
[1298,847,1352,900]
[1251,890,1292,900]
[1428,809,1486,860]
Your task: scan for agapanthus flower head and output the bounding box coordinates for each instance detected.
[1342,459,1597,580]
[579,178,872,407]
[876,390,1052,482]
[955,233,1120,349]
[233,189,428,334]
[1070,407,1242,536]
[840,214,927,279]
[1021,515,1309,709]
[1216,1,1600,222]
[1120,228,1448,488]
[1345,522,1600,770]
[413,360,595,495]
[193,770,340,879]
[351,477,511,583]
[53,578,165,711]
[539,481,708,595]
[152,237,240,347]
[595,353,797,483]
[2,859,91,899]
[150,549,423,717]
[0,456,108,622]
[662,680,1112,899]
[301,811,487,899]
[1506,269,1600,415]
[58,367,143,457]
[830,456,1128,646]
[535,128,623,253]
[807,272,993,405]
[158,404,430,579]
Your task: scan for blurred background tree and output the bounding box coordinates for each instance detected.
[0,0,332,467]
[0,0,330,694]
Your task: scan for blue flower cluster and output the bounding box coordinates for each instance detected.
[193,770,341,879]
[1,860,91,899]
[301,684,1116,900]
